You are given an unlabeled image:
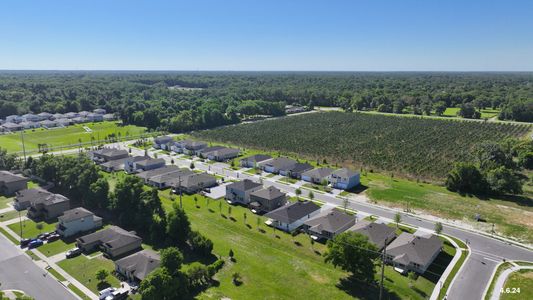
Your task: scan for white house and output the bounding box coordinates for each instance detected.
[264,201,321,232]
[328,168,360,190]
[56,207,103,237]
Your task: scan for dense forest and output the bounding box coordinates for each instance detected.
[0,72,532,133]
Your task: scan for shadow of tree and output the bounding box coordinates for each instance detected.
[336,276,401,300]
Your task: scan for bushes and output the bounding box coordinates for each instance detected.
[188,230,214,256]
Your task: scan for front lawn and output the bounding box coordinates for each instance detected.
[8,219,57,239]
[38,239,76,257]
[0,227,19,245]
[58,255,121,293]
[0,209,21,222]
[0,196,13,209]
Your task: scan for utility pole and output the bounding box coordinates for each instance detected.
[20,130,27,166]
[178,176,183,209]
[18,210,23,241]
[379,237,387,300]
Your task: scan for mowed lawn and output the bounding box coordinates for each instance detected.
[8,218,57,239]
[362,172,533,243]
[0,196,13,209]
[158,190,437,300]
[0,121,146,153]
[501,270,533,300]
[58,255,121,293]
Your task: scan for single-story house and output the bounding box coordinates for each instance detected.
[172,173,217,194]
[127,158,166,173]
[55,118,72,127]
[93,108,107,115]
[52,113,64,120]
[206,147,240,162]
[115,250,160,282]
[303,209,356,240]
[262,157,297,174]
[91,148,130,163]
[76,226,142,258]
[264,201,321,232]
[180,140,208,155]
[13,188,52,211]
[328,168,360,190]
[301,168,334,184]
[100,156,145,172]
[71,117,87,124]
[197,146,226,158]
[21,114,41,122]
[78,111,90,117]
[349,220,397,251]
[281,162,313,179]
[249,186,287,213]
[6,115,22,123]
[64,112,79,119]
[0,171,29,196]
[1,122,23,132]
[385,231,443,274]
[40,119,58,128]
[38,112,52,120]
[87,113,104,122]
[135,165,181,183]
[240,154,272,168]
[153,136,174,149]
[27,193,70,220]
[19,121,40,129]
[103,114,115,121]
[225,179,263,204]
[56,207,103,238]
[147,168,195,189]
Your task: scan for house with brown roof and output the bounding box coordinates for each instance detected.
[27,193,70,220]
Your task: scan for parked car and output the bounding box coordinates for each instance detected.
[99,287,115,300]
[66,247,82,258]
[28,239,43,249]
[20,238,31,248]
[46,234,61,242]
[37,232,50,240]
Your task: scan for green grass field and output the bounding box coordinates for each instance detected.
[0,210,23,222]
[440,107,499,119]
[38,239,76,257]
[67,284,91,300]
[0,196,13,209]
[0,227,20,245]
[0,121,146,153]
[58,255,121,293]
[8,219,57,239]
[501,270,533,300]
[47,267,67,281]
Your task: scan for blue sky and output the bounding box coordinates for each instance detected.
[1,0,532,71]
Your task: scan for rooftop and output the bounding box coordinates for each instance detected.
[59,207,96,223]
[264,201,321,224]
[304,209,355,234]
[115,250,160,281]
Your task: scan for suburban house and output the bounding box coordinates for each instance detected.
[197,146,225,158]
[0,171,29,195]
[264,201,321,232]
[100,156,145,172]
[38,112,52,120]
[182,140,208,155]
[27,193,70,220]
[303,209,356,240]
[78,111,90,117]
[19,121,39,129]
[384,231,443,274]
[249,186,287,214]
[115,250,160,282]
[135,165,181,183]
[55,118,72,127]
[171,173,217,194]
[52,113,64,120]
[87,113,104,122]
[328,168,360,190]
[1,122,23,132]
[147,169,195,189]
[281,162,314,179]
[93,108,107,115]
[13,188,53,210]
[56,207,103,238]
[76,226,142,258]
[64,112,79,119]
[125,157,165,173]
[262,157,297,174]
[153,136,174,149]
[91,148,129,163]
[103,114,116,121]
[207,147,240,162]
[6,115,22,123]
[225,179,263,205]
[349,220,397,251]
[240,154,272,168]
[21,114,41,122]
[301,168,334,184]
[40,119,58,128]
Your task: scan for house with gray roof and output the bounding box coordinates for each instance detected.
[198,146,225,158]
[384,231,443,274]
[126,157,165,173]
[301,168,334,184]
[135,165,181,183]
[0,171,29,196]
[100,156,145,172]
[240,154,272,168]
[76,226,142,258]
[147,168,195,189]
[87,113,104,122]
[115,250,160,282]
[38,112,52,120]
[91,148,129,163]
[225,179,263,205]
[171,173,217,194]
[1,122,23,132]
[19,121,40,129]
[22,114,41,122]
[349,220,397,250]
[303,209,356,240]
[103,113,116,121]
[64,112,79,119]
[281,162,314,179]
[183,140,208,155]
[328,168,360,190]
[249,186,287,214]
[262,157,297,174]
[27,193,70,220]
[264,201,321,232]
[52,113,64,120]
[153,136,174,149]
[56,207,103,237]
[206,147,240,162]
[55,118,72,127]
[40,119,58,128]
[13,188,52,210]
[93,108,107,115]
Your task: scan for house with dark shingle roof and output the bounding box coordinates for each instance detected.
[100,156,145,172]
[328,168,360,190]
[171,173,217,194]
[206,147,240,162]
[303,209,356,240]
[147,168,195,189]
[27,193,70,220]
[135,165,181,183]
[76,226,142,258]
[240,154,272,168]
[301,168,334,184]
[153,136,174,150]
[13,188,51,210]
[0,171,29,196]
[56,207,103,237]
[249,186,287,213]
[264,201,321,232]
[225,179,263,204]
[262,157,297,174]
[349,220,397,250]
[197,146,226,158]
[281,162,314,179]
[173,140,208,155]
[384,231,443,274]
[91,148,129,163]
[115,250,160,282]
[126,157,165,173]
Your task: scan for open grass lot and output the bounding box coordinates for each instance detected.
[8,218,57,239]
[501,270,533,300]
[193,112,530,179]
[0,196,13,209]
[362,172,533,243]
[0,121,146,153]
[38,238,76,257]
[158,190,440,300]
[58,255,121,293]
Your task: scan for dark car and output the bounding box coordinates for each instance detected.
[37,232,50,240]
[46,234,61,242]
[28,239,43,249]
[66,247,82,258]
[20,238,32,248]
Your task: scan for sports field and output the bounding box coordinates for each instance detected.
[0,122,146,153]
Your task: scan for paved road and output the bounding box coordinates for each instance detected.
[0,234,76,300]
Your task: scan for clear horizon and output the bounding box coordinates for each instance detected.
[2,0,533,71]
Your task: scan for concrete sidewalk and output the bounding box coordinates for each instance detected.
[490,265,533,300]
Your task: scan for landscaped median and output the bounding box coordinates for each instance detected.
[484,261,533,300]
[430,235,470,300]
